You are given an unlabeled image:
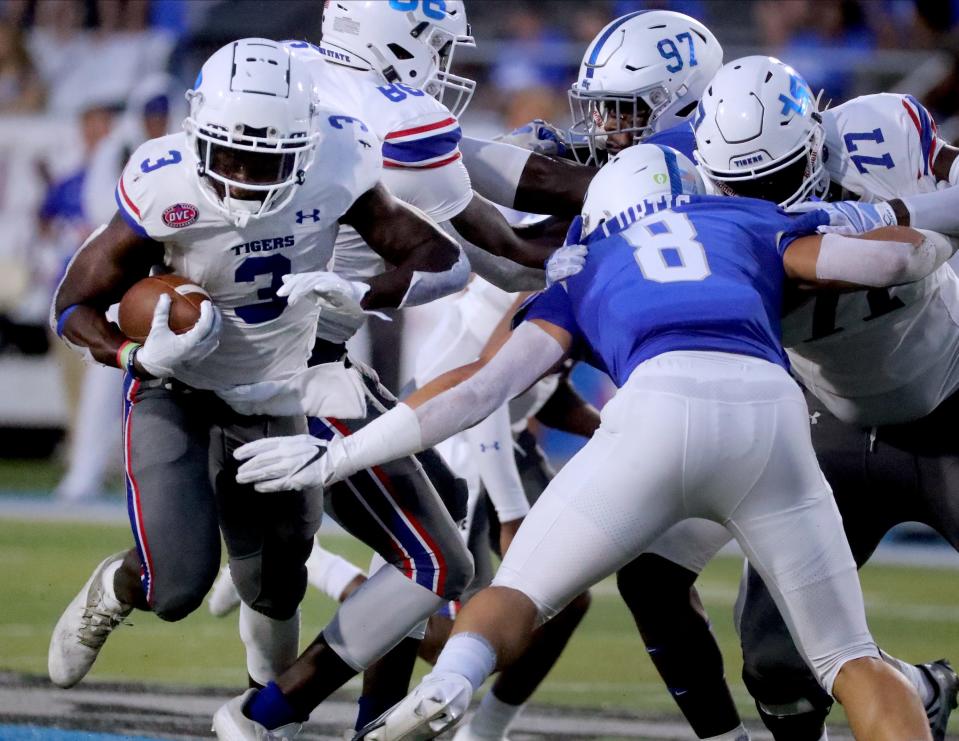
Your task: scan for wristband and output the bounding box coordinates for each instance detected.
[116,340,143,376]
[55,304,80,338]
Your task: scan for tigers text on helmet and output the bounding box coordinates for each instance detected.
[581,143,706,240]
[693,55,828,207]
[320,0,475,117]
[183,39,320,227]
[569,10,722,166]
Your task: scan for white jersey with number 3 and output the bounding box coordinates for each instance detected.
[782,93,959,425]
[115,112,381,390]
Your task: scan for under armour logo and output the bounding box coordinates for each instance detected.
[809,411,821,425]
[479,442,501,452]
[580,79,591,90]
[296,209,321,224]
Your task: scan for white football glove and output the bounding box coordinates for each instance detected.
[545,215,587,287]
[235,434,346,493]
[788,199,897,235]
[495,119,570,157]
[137,294,221,378]
[278,272,372,344]
[216,362,367,418]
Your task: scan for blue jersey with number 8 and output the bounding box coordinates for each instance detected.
[522,195,827,387]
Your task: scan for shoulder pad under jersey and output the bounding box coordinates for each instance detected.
[115,133,217,240]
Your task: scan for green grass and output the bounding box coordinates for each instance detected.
[0,459,67,492]
[2,518,957,733]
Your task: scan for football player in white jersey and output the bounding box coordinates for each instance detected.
[47,40,480,720]
[687,55,959,740]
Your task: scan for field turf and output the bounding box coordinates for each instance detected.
[1,517,957,735]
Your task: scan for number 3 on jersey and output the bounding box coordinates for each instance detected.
[234,254,290,324]
[626,213,710,283]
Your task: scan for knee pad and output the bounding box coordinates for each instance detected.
[744,665,832,741]
[150,558,219,622]
[754,697,831,741]
[231,555,307,621]
[324,563,445,670]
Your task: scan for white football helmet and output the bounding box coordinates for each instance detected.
[569,10,722,165]
[693,55,828,207]
[581,143,705,240]
[320,0,475,117]
[183,39,319,226]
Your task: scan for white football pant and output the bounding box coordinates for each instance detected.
[492,351,878,695]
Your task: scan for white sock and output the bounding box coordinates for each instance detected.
[100,560,127,611]
[306,541,365,602]
[703,723,750,740]
[239,603,300,686]
[466,691,524,739]
[880,649,934,706]
[433,633,497,691]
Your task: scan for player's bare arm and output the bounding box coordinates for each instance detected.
[449,193,554,269]
[461,136,595,218]
[782,225,954,290]
[340,182,467,310]
[515,153,595,218]
[235,319,573,493]
[53,214,163,368]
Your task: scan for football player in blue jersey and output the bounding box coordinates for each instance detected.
[230,144,948,741]
[461,11,751,739]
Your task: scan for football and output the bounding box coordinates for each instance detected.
[118,273,211,342]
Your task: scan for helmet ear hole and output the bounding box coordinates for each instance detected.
[387,43,415,60]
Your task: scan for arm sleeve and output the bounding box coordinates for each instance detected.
[414,321,566,447]
[463,403,530,521]
[897,186,959,236]
[459,136,533,208]
[441,220,545,292]
[328,321,567,483]
[815,229,956,286]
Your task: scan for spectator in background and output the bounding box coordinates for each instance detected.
[0,20,43,112]
[613,0,709,21]
[29,99,115,501]
[25,0,174,115]
[52,73,185,503]
[488,4,571,126]
[756,0,877,102]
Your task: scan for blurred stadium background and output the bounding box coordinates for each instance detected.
[0,0,957,738]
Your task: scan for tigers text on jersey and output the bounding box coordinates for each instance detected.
[114,120,381,390]
[520,195,827,387]
[784,92,959,425]
[286,42,473,281]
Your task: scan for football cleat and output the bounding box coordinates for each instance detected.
[48,552,132,688]
[353,673,472,741]
[208,563,242,617]
[919,659,959,741]
[213,689,303,740]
